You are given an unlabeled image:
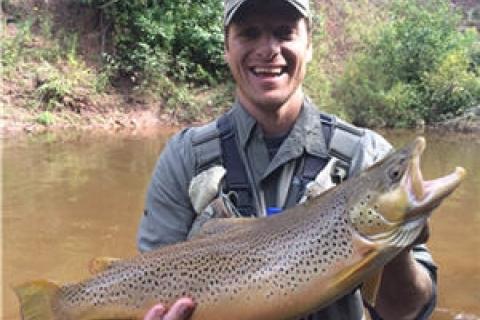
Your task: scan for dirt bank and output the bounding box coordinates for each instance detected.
[431,106,480,134]
[2,0,479,138]
[0,0,202,138]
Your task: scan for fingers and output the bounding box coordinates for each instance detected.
[413,221,430,246]
[393,220,431,261]
[163,298,196,320]
[144,304,167,320]
[144,298,196,320]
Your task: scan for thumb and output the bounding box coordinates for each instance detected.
[164,298,196,320]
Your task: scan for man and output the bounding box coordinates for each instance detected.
[138,0,437,319]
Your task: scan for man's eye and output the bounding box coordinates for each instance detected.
[275,26,295,40]
[240,28,260,39]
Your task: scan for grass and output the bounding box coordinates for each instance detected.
[3,0,476,131]
[1,8,113,130]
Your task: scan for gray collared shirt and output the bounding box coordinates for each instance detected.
[137,99,436,319]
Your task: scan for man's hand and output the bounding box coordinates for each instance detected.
[412,221,430,246]
[376,221,434,319]
[144,298,196,320]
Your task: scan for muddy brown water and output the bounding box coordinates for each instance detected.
[2,128,479,319]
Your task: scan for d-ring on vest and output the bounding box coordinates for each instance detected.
[191,111,364,217]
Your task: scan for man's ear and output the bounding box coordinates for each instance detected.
[224,39,230,64]
[306,41,313,63]
[223,27,230,63]
[224,48,230,65]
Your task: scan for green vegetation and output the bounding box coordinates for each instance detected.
[92,0,226,85]
[1,12,100,119]
[36,111,56,126]
[336,0,480,127]
[305,0,387,118]
[33,62,74,110]
[74,0,231,122]
[2,0,479,128]
[2,13,78,68]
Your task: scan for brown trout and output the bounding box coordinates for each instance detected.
[15,137,465,320]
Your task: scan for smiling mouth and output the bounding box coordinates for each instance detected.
[251,66,287,77]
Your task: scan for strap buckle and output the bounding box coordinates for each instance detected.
[331,160,349,184]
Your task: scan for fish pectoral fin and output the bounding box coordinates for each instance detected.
[88,257,121,274]
[14,279,61,320]
[190,217,254,239]
[361,268,384,307]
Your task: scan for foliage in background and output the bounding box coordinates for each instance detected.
[86,0,226,85]
[304,7,335,115]
[36,111,56,125]
[336,0,480,127]
[305,0,386,118]
[3,0,479,127]
[1,11,102,118]
[76,0,232,121]
[153,78,235,122]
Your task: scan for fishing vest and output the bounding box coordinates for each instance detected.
[191,111,364,217]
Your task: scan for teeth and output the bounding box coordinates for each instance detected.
[253,67,284,75]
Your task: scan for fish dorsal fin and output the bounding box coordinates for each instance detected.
[190,217,254,240]
[14,280,61,320]
[88,257,121,275]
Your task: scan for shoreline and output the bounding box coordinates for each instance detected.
[1,107,188,138]
[2,105,479,140]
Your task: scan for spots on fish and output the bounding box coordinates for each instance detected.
[349,193,389,236]
[30,138,461,320]
[58,193,355,311]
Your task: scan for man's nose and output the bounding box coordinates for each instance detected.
[256,35,281,60]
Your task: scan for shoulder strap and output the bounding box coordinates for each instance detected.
[301,112,364,186]
[191,121,223,173]
[300,112,333,184]
[192,111,364,213]
[328,116,365,183]
[217,114,256,217]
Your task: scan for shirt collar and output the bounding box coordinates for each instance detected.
[229,98,330,179]
[229,99,258,149]
[266,100,329,178]
[297,99,329,158]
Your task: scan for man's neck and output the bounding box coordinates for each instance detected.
[238,92,304,138]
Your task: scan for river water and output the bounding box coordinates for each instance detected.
[2,128,479,319]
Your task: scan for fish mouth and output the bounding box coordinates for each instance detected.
[403,137,466,219]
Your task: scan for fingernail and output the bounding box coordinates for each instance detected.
[179,304,195,319]
[150,305,167,318]
[156,307,167,316]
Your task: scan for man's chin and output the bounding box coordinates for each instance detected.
[237,87,303,113]
[252,94,297,112]
[256,100,285,112]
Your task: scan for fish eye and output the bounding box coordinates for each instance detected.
[388,165,403,182]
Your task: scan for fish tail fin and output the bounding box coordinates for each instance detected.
[14,280,63,320]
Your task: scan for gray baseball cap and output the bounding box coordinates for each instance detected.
[224,0,310,26]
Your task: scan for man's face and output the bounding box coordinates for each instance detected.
[224,5,312,113]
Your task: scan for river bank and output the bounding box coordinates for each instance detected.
[431,106,480,134]
[1,0,220,138]
[3,102,480,139]
[2,0,479,138]
[1,104,176,137]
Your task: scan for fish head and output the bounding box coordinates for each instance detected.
[348,137,466,245]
